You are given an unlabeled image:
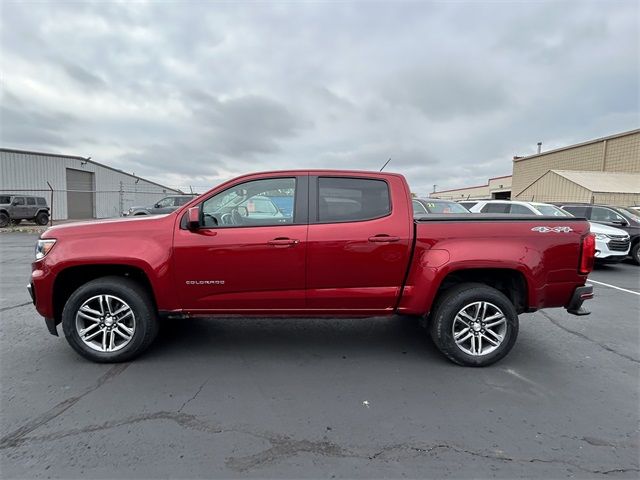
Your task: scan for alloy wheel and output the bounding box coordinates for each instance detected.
[75,294,136,352]
[452,301,507,356]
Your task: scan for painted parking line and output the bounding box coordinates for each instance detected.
[589,279,640,296]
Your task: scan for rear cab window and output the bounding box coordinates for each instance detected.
[317,177,390,223]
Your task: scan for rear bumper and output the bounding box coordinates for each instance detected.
[566,285,593,316]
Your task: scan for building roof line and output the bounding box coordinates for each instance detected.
[0,147,180,193]
[433,174,511,194]
[512,128,640,163]
[516,169,554,197]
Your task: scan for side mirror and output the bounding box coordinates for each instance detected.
[153,203,160,209]
[611,219,628,227]
[187,207,200,230]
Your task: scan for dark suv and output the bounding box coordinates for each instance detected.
[124,195,198,216]
[0,194,50,227]
[559,204,640,265]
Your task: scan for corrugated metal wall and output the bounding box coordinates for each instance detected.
[519,171,592,203]
[513,130,640,199]
[518,170,640,205]
[0,150,180,219]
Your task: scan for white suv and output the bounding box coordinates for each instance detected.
[470,200,630,263]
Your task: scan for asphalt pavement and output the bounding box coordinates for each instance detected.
[1,233,638,479]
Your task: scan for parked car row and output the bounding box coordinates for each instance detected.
[413,198,639,265]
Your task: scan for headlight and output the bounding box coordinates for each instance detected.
[35,239,56,260]
[594,233,609,241]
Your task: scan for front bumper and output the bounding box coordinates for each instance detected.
[28,272,59,336]
[566,285,593,316]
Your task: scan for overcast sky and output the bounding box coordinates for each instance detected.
[1,1,638,195]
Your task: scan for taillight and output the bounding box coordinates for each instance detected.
[579,233,595,274]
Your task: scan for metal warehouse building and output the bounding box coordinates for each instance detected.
[431,175,512,200]
[512,129,640,204]
[0,148,181,220]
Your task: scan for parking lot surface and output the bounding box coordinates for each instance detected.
[1,232,638,478]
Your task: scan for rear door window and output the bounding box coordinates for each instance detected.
[481,203,509,213]
[562,206,588,217]
[27,197,36,205]
[13,197,25,206]
[509,204,535,215]
[318,177,390,222]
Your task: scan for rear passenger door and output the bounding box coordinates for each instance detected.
[26,197,37,218]
[305,175,412,313]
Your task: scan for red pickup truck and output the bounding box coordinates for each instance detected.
[29,170,595,366]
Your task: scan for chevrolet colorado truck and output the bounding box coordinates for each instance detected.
[29,170,595,366]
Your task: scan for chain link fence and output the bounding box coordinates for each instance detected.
[0,182,190,225]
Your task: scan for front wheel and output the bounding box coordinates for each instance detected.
[631,242,640,266]
[62,276,159,362]
[429,283,519,367]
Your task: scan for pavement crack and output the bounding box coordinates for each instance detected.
[0,411,227,449]
[226,434,356,472]
[4,410,637,477]
[540,311,639,364]
[178,380,207,413]
[0,363,129,449]
[0,301,32,313]
[362,443,638,476]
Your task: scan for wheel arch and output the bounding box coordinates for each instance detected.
[434,268,529,314]
[52,265,157,325]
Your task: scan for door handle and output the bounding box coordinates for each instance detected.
[267,237,299,246]
[368,235,400,243]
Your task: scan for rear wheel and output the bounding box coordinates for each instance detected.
[429,283,519,367]
[0,212,9,228]
[35,212,49,225]
[62,276,159,362]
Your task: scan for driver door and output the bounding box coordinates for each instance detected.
[173,175,308,313]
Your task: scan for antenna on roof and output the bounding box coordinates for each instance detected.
[380,157,391,172]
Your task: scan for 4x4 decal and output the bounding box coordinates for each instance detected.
[531,226,573,233]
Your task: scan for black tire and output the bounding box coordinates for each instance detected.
[0,212,9,228]
[62,276,159,363]
[35,212,49,225]
[429,283,519,367]
[631,242,640,266]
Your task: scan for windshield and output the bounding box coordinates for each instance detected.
[619,207,640,223]
[423,201,469,213]
[536,205,570,216]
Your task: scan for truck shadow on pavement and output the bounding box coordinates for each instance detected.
[148,315,444,362]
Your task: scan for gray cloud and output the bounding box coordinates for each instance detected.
[0,1,637,195]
